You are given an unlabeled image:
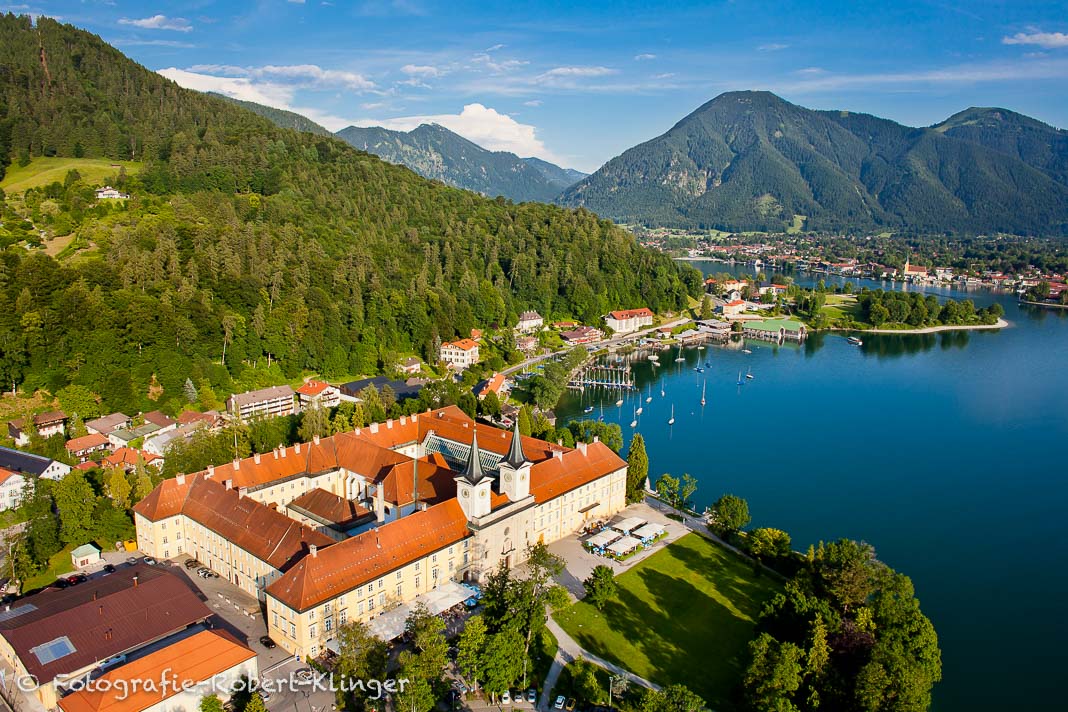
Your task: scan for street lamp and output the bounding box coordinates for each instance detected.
[607,674,625,711]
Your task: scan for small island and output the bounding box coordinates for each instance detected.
[794,286,1007,333]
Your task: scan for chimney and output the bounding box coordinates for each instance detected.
[462,421,468,428]
[98,605,104,616]
[355,428,361,436]
[309,544,318,558]
[176,473,187,485]
[400,416,407,426]
[577,441,587,455]
[238,486,249,498]
[554,450,563,460]
[593,436,600,443]
[386,419,393,430]
[253,452,261,464]
[273,448,279,460]
[313,435,320,445]
[224,479,233,490]
[105,629,112,641]
[132,575,139,588]
[281,446,287,458]
[92,590,98,601]
[232,458,240,470]
[295,442,301,454]
[370,423,379,434]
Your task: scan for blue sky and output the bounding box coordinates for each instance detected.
[8,0,1068,172]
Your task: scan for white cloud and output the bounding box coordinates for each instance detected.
[1003,31,1068,49]
[538,66,615,78]
[158,67,294,106]
[758,43,788,51]
[471,53,528,74]
[634,53,657,61]
[401,64,442,78]
[523,99,542,107]
[775,57,1068,92]
[484,43,505,52]
[354,103,559,162]
[119,15,192,32]
[796,67,825,75]
[178,63,374,91]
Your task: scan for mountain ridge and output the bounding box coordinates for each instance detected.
[559,91,1068,235]
[336,122,584,202]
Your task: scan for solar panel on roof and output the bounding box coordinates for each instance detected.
[31,636,76,665]
[0,603,36,623]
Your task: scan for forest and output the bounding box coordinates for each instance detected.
[0,15,701,418]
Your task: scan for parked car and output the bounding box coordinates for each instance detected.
[53,578,69,589]
[554,696,566,710]
[126,557,137,565]
[102,563,116,574]
[184,559,201,569]
[527,689,537,703]
[566,699,577,711]
[143,556,156,565]
[259,635,277,649]
[295,668,314,682]
[501,691,511,704]
[65,575,81,586]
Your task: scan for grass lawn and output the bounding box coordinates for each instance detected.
[554,534,781,710]
[0,157,142,193]
[820,294,862,323]
[23,544,76,592]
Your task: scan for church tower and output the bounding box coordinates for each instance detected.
[497,421,532,502]
[455,430,493,520]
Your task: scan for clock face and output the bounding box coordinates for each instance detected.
[461,488,470,498]
[504,473,512,482]
[480,489,488,497]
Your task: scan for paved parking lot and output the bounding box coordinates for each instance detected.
[547,502,690,597]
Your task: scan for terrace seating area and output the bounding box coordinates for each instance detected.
[581,515,667,560]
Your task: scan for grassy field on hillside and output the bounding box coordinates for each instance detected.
[555,533,781,710]
[1,157,142,193]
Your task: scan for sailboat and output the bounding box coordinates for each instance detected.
[667,404,675,425]
[746,367,754,380]
[700,380,707,406]
[736,370,745,386]
[646,384,653,403]
[648,353,659,363]
[660,383,666,397]
[635,400,643,416]
[630,406,637,428]
[674,344,685,362]
[583,405,594,414]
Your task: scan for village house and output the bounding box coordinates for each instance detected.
[177,409,225,431]
[440,338,480,370]
[0,445,71,489]
[719,299,747,317]
[7,411,68,446]
[0,468,28,510]
[85,412,132,436]
[296,379,342,410]
[515,335,539,354]
[103,447,163,472]
[398,357,422,376]
[94,185,129,200]
[107,422,161,450]
[143,423,202,457]
[143,410,177,433]
[477,373,507,400]
[516,310,544,333]
[134,407,628,659]
[70,543,101,568]
[64,433,111,462]
[227,385,297,420]
[604,307,655,334]
[560,325,603,345]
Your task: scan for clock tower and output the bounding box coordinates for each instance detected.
[497,421,531,502]
[455,430,492,520]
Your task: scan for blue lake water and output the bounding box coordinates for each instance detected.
[555,262,1068,711]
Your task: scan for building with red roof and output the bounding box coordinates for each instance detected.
[296,379,341,409]
[604,307,654,334]
[440,338,480,370]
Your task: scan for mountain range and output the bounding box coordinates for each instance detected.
[335,123,585,202]
[560,91,1068,235]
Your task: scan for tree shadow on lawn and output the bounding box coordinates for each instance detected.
[563,540,778,710]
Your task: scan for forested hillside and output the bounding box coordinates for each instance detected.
[560,91,1068,235]
[0,14,700,416]
[210,94,333,136]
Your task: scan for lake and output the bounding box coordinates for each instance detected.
[554,262,1068,711]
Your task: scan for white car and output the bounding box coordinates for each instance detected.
[501,691,511,704]
[554,696,565,710]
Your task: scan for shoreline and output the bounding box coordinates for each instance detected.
[827,318,1009,335]
[1019,300,1068,310]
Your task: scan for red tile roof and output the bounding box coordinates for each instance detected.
[297,379,334,396]
[607,308,654,320]
[266,499,470,612]
[142,410,176,429]
[104,447,161,468]
[443,338,479,351]
[288,488,372,528]
[134,476,334,569]
[65,433,109,453]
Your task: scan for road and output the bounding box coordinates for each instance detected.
[502,317,691,378]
